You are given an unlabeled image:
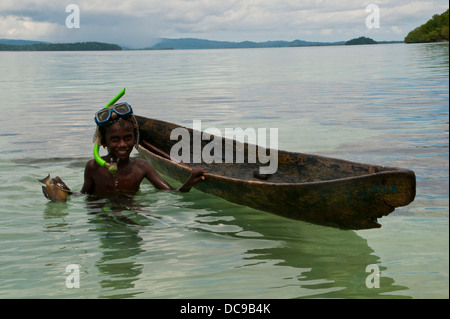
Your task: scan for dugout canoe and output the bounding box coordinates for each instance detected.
[135,115,416,230]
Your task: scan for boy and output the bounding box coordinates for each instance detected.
[80,103,205,195]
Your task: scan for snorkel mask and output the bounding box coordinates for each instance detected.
[93,88,126,174]
[95,102,133,126]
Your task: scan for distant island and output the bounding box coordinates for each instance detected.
[146,38,348,50]
[146,38,405,50]
[0,41,122,51]
[405,9,449,43]
[345,36,377,45]
[0,37,404,51]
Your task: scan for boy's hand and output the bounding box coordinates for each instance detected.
[188,167,206,185]
[178,167,206,192]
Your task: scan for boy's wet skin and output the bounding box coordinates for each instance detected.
[81,117,205,196]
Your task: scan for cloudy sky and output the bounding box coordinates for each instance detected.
[0,0,448,48]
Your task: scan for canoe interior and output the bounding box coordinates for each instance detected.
[136,116,394,183]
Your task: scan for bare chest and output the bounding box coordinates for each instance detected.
[93,167,142,194]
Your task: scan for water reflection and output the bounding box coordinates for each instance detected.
[241,223,410,298]
[39,188,412,298]
[85,195,148,298]
[42,202,69,232]
[409,42,449,71]
[186,193,411,299]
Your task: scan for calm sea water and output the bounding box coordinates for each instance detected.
[0,43,448,299]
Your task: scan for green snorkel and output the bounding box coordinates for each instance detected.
[94,88,126,174]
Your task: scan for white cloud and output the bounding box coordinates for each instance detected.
[0,15,60,40]
[0,0,448,46]
[391,26,403,35]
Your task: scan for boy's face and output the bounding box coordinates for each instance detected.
[103,120,135,161]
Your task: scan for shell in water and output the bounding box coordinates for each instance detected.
[39,174,72,202]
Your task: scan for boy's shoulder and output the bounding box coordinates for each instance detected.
[132,158,159,176]
[85,158,112,173]
[85,158,97,169]
[84,159,101,175]
[133,158,152,169]
[83,158,153,174]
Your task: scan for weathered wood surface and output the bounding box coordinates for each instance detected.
[136,115,416,230]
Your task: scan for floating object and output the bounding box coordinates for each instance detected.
[39,174,72,202]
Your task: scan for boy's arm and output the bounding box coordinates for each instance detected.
[177,168,206,192]
[140,159,176,190]
[80,160,96,194]
[140,160,205,192]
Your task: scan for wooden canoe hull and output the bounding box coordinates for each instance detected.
[136,116,416,230]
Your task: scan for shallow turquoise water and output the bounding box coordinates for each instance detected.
[0,43,448,298]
